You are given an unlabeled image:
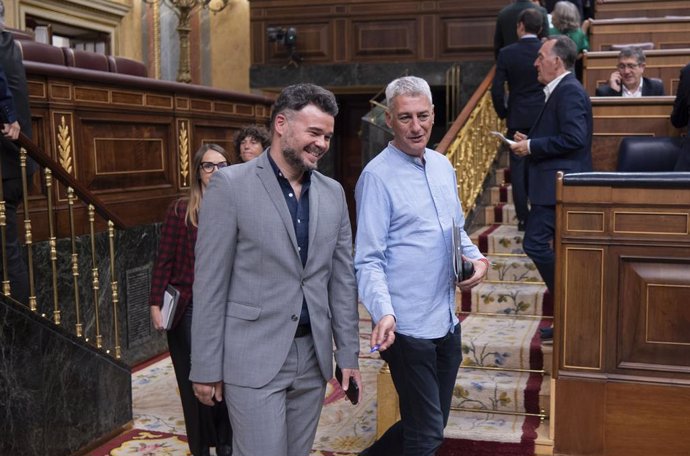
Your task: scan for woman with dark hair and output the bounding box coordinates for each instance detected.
[233,124,270,163]
[150,143,233,456]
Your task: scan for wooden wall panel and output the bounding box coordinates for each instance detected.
[618,258,690,372]
[353,20,417,59]
[250,0,507,65]
[605,382,690,456]
[562,247,604,370]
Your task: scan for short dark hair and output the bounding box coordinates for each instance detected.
[270,83,338,130]
[618,46,646,65]
[548,35,577,70]
[518,8,544,36]
[233,124,270,153]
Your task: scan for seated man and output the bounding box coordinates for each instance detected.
[595,47,664,97]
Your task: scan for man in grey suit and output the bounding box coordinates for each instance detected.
[190,83,361,456]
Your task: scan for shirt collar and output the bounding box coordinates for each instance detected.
[622,78,644,97]
[543,71,570,102]
[520,34,538,40]
[388,142,426,168]
[267,150,312,183]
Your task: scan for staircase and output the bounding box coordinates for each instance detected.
[438,148,553,455]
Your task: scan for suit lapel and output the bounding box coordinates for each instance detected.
[255,154,301,260]
[307,175,319,264]
[530,73,570,135]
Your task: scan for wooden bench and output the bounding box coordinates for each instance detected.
[583,48,690,96]
[588,17,690,51]
[554,171,690,456]
[591,96,681,171]
[595,0,690,20]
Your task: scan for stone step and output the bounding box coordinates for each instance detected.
[485,254,543,283]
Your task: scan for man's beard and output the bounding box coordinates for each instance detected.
[282,144,325,172]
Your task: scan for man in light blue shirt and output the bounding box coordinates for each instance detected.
[355,76,488,456]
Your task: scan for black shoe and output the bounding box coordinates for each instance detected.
[540,326,553,340]
[216,444,232,456]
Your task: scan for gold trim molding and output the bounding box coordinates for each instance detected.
[57,116,74,174]
[178,120,190,188]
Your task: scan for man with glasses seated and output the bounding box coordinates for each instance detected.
[595,47,665,97]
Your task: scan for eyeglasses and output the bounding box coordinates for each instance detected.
[199,161,228,173]
[617,63,641,71]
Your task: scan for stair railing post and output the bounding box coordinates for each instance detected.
[88,204,103,349]
[107,221,121,359]
[45,169,60,325]
[20,149,37,311]
[67,187,83,337]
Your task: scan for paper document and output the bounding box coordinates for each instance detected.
[490,130,516,146]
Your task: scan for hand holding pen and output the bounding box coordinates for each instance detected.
[370,314,396,353]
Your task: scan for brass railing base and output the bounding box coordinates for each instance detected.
[451,406,548,422]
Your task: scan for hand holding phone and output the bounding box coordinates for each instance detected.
[610,71,622,92]
[335,365,359,405]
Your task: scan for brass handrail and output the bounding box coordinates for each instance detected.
[0,138,126,359]
[437,66,505,214]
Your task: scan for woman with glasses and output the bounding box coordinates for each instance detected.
[149,143,233,456]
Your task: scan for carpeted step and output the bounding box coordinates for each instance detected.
[459,314,547,371]
[460,282,553,318]
[485,254,543,283]
[471,224,525,255]
[452,368,542,415]
[490,184,513,204]
[484,204,518,226]
[440,410,540,456]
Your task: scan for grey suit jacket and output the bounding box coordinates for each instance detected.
[190,152,359,388]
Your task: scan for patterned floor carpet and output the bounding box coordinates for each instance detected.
[89,307,379,456]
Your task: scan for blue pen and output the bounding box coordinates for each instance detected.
[370,344,381,353]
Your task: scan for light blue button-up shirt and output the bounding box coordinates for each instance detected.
[354,143,484,339]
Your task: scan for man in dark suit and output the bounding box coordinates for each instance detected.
[492,8,545,230]
[671,62,690,171]
[510,35,592,311]
[494,0,549,59]
[0,1,37,304]
[595,47,665,97]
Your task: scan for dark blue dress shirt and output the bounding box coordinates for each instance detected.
[268,153,311,325]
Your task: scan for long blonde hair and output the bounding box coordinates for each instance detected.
[181,143,231,227]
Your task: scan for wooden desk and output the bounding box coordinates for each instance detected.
[591,96,681,171]
[589,17,690,51]
[595,0,690,20]
[583,48,690,96]
[553,172,690,456]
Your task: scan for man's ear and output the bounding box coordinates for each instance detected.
[274,113,288,135]
[384,110,393,129]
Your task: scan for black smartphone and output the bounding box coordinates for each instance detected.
[335,365,359,405]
